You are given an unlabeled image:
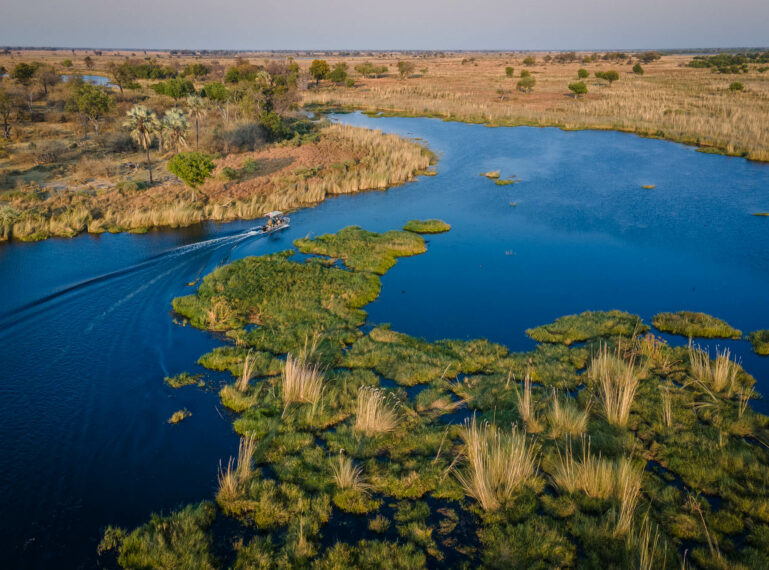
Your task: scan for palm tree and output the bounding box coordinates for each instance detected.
[124,105,160,184]
[186,95,207,150]
[163,108,189,153]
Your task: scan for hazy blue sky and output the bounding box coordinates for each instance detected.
[2,0,768,50]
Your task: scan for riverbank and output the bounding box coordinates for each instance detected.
[0,124,432,242]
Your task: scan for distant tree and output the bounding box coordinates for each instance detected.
[517,75,536,93]
[345,78,355,88]
[632,63,644,75]
[0,88,21,139]
[167,151,215,189]
[124,105,161,184]
[186,95,208,150]
[595,70,619,86]
[328,63,348,84]
[577,68,589,79]
[61,59,73,68]
[84,56,94,70]
[202,82,229,102]
[543,55,552,63]
[568,81,588,98]
[12,63,37,87]
[522,56,536,66]
[151,78,195,99]
[37,66,61,95]
[397,61,415,79]
[505,66,515,78]
[162,108,189,153]
[729,81,745,91]
[109,62,137,94]
[0,66,6,77]
[309,59,330,85]
[66,83,113,137]
[520,70,531,78]
[182,63,209,78]
[638,51,661,64]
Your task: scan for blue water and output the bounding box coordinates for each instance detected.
[61,74,113,87]
[1,113,768,567]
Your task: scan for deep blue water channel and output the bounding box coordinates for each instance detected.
[1,112,768,567]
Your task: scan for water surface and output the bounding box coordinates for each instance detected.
[1,113,768,567]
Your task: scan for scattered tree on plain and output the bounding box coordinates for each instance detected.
[505,66,515,78]
[66,83,113,137]
[517,75,536,93]
[397,61,415,79]
[729,81,745,91]
[124,105,161,184]
[309,60,330,86]
[595,70,619,86]
[632,63,644,75]
[568,81,588,98]
[577,68,589,79]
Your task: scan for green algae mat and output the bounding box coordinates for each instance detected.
[99,224,769,569]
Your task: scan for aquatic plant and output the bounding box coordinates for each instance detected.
[282,355,324,414]
[236,350,258,392]
[354,386,400,436]
[217,435,256,506]
[547,391,590,438]
[514,374,544,433]
[588,344,645,427]
[402,219,451,234]
[163,372,203,388]
[527,310,649,345]
[688,343,741,394]
[481,170,501,179]
[652,311,742,339]
[455,417,539,512]
[168,409,192,424]
[749,329,769,355]
[330,451,368,491]
[294,226,426,274]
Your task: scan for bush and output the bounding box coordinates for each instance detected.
[219,167,239,181]
[523,56,536,66]
[99,131,136,153]
[517,76,536,93]
[241,157,259,174]
[34,141,67,164]
[151,78,195,99]
[577,68,588,79]
[729,81,745,91]
[167,152,216,188]
[505,66,515,77]
[259,111,290,141]
[632,63,644,75]
[211,123,265,153]
[345,78,355,88]
[520,70,531,78]
[568,81,588,97]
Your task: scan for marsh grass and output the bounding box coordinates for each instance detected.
[748,329,769,356]
[653,311,742,339]
[282,355,324,416]
[402,219,451,234]
[527,310,648,345]
[455,417,539,511]
[589,344,645,427]
[217,435,257,505]
[514,374,544,433]
[237,350,259,392]
[660,384,673,428]
[167,409,192,424]
[547,390,590,438]
[354,386,400,436]
[688,343,739,394]
[331,451,369,492]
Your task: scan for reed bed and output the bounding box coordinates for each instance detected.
[281,355,323,414]
[515,374,543,433]
[588,344,645,427]
[354,386,399,436]
[455,417,539,512]
[217,435,256,504]
[688,343,740,395]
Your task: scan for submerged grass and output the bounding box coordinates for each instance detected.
[652,311,742,339]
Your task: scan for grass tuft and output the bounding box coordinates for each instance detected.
[354,386,399,436]
[588,344,644,428]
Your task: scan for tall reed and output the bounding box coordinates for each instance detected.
[589,344,644,427]
[354,386,399,436]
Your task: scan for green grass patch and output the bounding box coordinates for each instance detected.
[526,310,649,345]
[168,409,192,424]
[164,372,204,388]
[749,330,769,356]
[652,311,742,339]
[403,219,451,234]
[293,226,426,274]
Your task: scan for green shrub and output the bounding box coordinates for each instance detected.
[568,81,588,97]
[167,152,216,188]
[577,68,589,79]
[633,63,644,75]
[729,81,745,91]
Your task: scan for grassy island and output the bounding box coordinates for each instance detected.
[403,219,451,234]
[749,330,769,356]
[652,311,742,339]
[100,224,769,569]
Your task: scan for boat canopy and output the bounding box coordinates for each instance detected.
[264,211,283,218]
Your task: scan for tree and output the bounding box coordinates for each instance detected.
[182,63,209,78]
[397,61,415,79]
[151,78,195,99]
[37,66,60,95]
[520,70,531,78]
[12,63,37,87]
[517,76,536,93]
[309,60,330,86]
[84,56,94,70]
[0,88,21,139]
[167,152,215,188]
[109,62,137,94]
[638,51,661,64]
[124,105,161,184]
[729,81,745,92]
[67,83,113,137]
[577,68,589,79]
[61,59,73,68]
[522,56,536,66]
[568,81,588,98]
[505,66,515,78]
[595,70,619,86]
[355,62,387,78]
[328,63,348,84]
[162,108,189,153]
[186,95,207,150]
[632,63,644,75]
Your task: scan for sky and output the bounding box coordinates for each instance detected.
[2,0,768,51]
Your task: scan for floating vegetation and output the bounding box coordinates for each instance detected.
[753,212,769,217]
[652,311,742,339]
[641,184,656,189]
[107,224,769,568]
[526,310,649,345]
[402,219,451,234]
[163,372,203,388]
[480,170,501,179]
[294,226,426,274]
[494,179,517,186]
[749,330,769,355]
[167,409,192,424]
